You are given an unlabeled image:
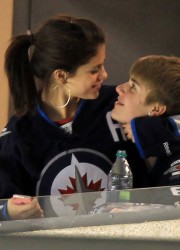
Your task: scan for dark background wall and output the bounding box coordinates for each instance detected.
[13,0,180,85]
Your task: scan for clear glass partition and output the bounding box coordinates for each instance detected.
[0,185,180,234]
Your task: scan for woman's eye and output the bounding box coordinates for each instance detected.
[90,70,98,74]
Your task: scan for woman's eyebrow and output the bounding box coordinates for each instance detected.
[94,63,103,68]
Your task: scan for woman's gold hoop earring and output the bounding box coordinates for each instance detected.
[59,86,71,108]
[54,84,71,108]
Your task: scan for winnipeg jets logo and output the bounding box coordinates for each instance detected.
[164,159,180,177]
[58,155,105,194]
[36,148,112,216]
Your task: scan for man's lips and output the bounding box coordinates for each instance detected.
[115,98,124,106]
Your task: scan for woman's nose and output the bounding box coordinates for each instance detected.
[100,65,108,80]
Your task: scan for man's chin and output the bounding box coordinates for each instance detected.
[110,110,122,123]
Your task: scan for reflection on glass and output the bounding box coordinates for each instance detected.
[0,185,180,234]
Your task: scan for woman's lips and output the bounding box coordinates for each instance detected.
[93,83,102,90]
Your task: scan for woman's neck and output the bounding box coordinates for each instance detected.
[40,86,81,120]
[40,98,80,121]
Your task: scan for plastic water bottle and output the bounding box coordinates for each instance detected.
[107,150,133,190]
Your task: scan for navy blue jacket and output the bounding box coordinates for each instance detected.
[0,85,179,220]
[0,85,146,200]
[131,115,180,186]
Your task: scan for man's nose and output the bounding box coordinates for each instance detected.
[116,82,128,94]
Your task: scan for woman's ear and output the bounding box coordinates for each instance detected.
[151,104,167,116]
[53,69,68,83]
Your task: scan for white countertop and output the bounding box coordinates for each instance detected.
[16,218,180,240]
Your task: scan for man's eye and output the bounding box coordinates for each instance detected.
[130,83,136,90]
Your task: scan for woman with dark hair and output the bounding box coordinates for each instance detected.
[0,15,146,220]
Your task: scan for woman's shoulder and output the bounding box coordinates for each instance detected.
[98,84,117,101]
[100,84,116,94]
[81,84,117,113]
[0,115,21,149]
[0,113,38,141]
[0,115,19,137]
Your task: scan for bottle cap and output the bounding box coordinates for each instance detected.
[116,150,127,158]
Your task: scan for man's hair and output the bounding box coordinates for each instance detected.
[130,55,180,115]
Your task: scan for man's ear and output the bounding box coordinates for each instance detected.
[151,104,167,116]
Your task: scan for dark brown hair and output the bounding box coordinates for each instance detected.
[130,55,180,115]
[5,15,105,115]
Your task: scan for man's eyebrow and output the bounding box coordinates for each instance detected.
[131,77,140,86]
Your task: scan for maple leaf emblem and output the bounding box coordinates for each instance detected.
[58,165,105,214]
[59,172,104,194]
[58,154,105,194]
